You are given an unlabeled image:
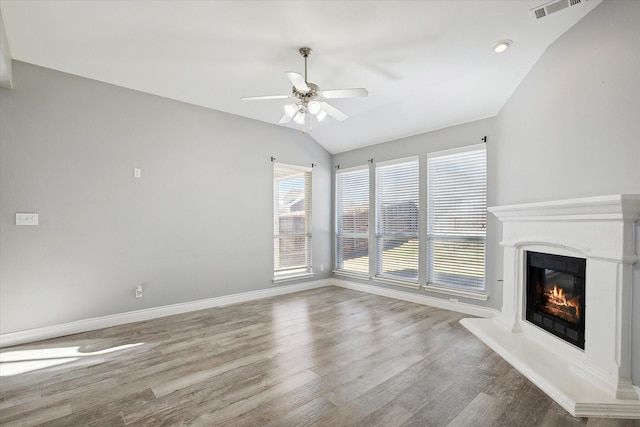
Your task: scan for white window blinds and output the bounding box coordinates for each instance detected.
[335,166,369,276]
[273,163,312,278]
[427,145,486,290]
[375,158,419,283]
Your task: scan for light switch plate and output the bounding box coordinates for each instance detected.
[16,213,39,225]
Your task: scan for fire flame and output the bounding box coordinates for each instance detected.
[544,284,580,321]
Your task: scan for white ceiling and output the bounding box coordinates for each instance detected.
[0,0,602,154]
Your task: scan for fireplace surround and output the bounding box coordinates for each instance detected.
[461,194,640,418]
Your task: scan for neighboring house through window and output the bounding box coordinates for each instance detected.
[273,163,312,281]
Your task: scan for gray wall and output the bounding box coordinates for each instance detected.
[0,61,332,334]
[494,0,640,205]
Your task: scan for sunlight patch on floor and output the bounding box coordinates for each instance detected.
[0,342,144,376]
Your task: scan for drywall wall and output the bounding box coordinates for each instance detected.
[331,117,500,309]
[0,61,332,334]
[494,0,639,205]
[494,0,640,385]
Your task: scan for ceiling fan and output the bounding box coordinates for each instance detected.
[241,47,368,130]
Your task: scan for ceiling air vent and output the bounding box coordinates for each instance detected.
[530,0,588,20]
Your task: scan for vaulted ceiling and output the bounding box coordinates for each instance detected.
[0,0,602,153]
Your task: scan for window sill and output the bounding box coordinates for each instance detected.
[423,283,488,301]
[273,272,315,284]
[373,276,420,289]
[333,270,370,281]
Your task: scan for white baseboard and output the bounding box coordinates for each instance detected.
[1,278,498,348]
[330,278,498,318]
[0,279,332,348]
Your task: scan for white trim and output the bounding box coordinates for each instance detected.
[0,279,331,348]
[331,278,497,318]
[423,283,489,301]
[334,164,369,174]
[273,162,313,173]
[373,276,420,289]
[488,194,640,223]
[375,155,419,168]
[332,270,370,281]
[426,142,486,159]
[272,272,315,284]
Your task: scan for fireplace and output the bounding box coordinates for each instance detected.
[459,194,640,418]
[525,251,585,349]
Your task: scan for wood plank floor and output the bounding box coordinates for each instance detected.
[1,286,638,426]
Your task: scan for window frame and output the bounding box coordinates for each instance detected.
[334,164,370,279]
[425,143,487,295]
[273,162,313,283]
[374,156,420,287]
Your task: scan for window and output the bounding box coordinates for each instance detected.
[273,163,312,280]
[375,157,419,284]
[335,166,369,276]
[427,144,486,290]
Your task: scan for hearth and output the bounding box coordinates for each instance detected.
[526,251,585,349]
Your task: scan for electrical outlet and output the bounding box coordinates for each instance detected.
[135,285,143,298]
[320,264,325,272]
[449,298,459,304]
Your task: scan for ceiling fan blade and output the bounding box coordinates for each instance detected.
[279,113,293,124]
[320,102,349,121]
[285,71,309,92]
[320,88,368,99]
[241,94,291,101]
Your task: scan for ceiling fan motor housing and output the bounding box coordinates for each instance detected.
[293,82,320,107]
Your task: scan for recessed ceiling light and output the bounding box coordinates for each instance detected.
[493,39,513,53]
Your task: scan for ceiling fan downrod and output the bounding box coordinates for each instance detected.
[299,47,312,83]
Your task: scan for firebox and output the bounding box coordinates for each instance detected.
[525,251,586,349]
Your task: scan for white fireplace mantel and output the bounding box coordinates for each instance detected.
[461,194,640,418]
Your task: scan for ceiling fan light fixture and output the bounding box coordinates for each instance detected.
[308,100,321,115]
[293,110,306,125]
[493,39,512,53]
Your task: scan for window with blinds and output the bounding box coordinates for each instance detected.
[375,157,419,283]
[335,166,369,276]
[273,163,312,279]
[427,144,486,290]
